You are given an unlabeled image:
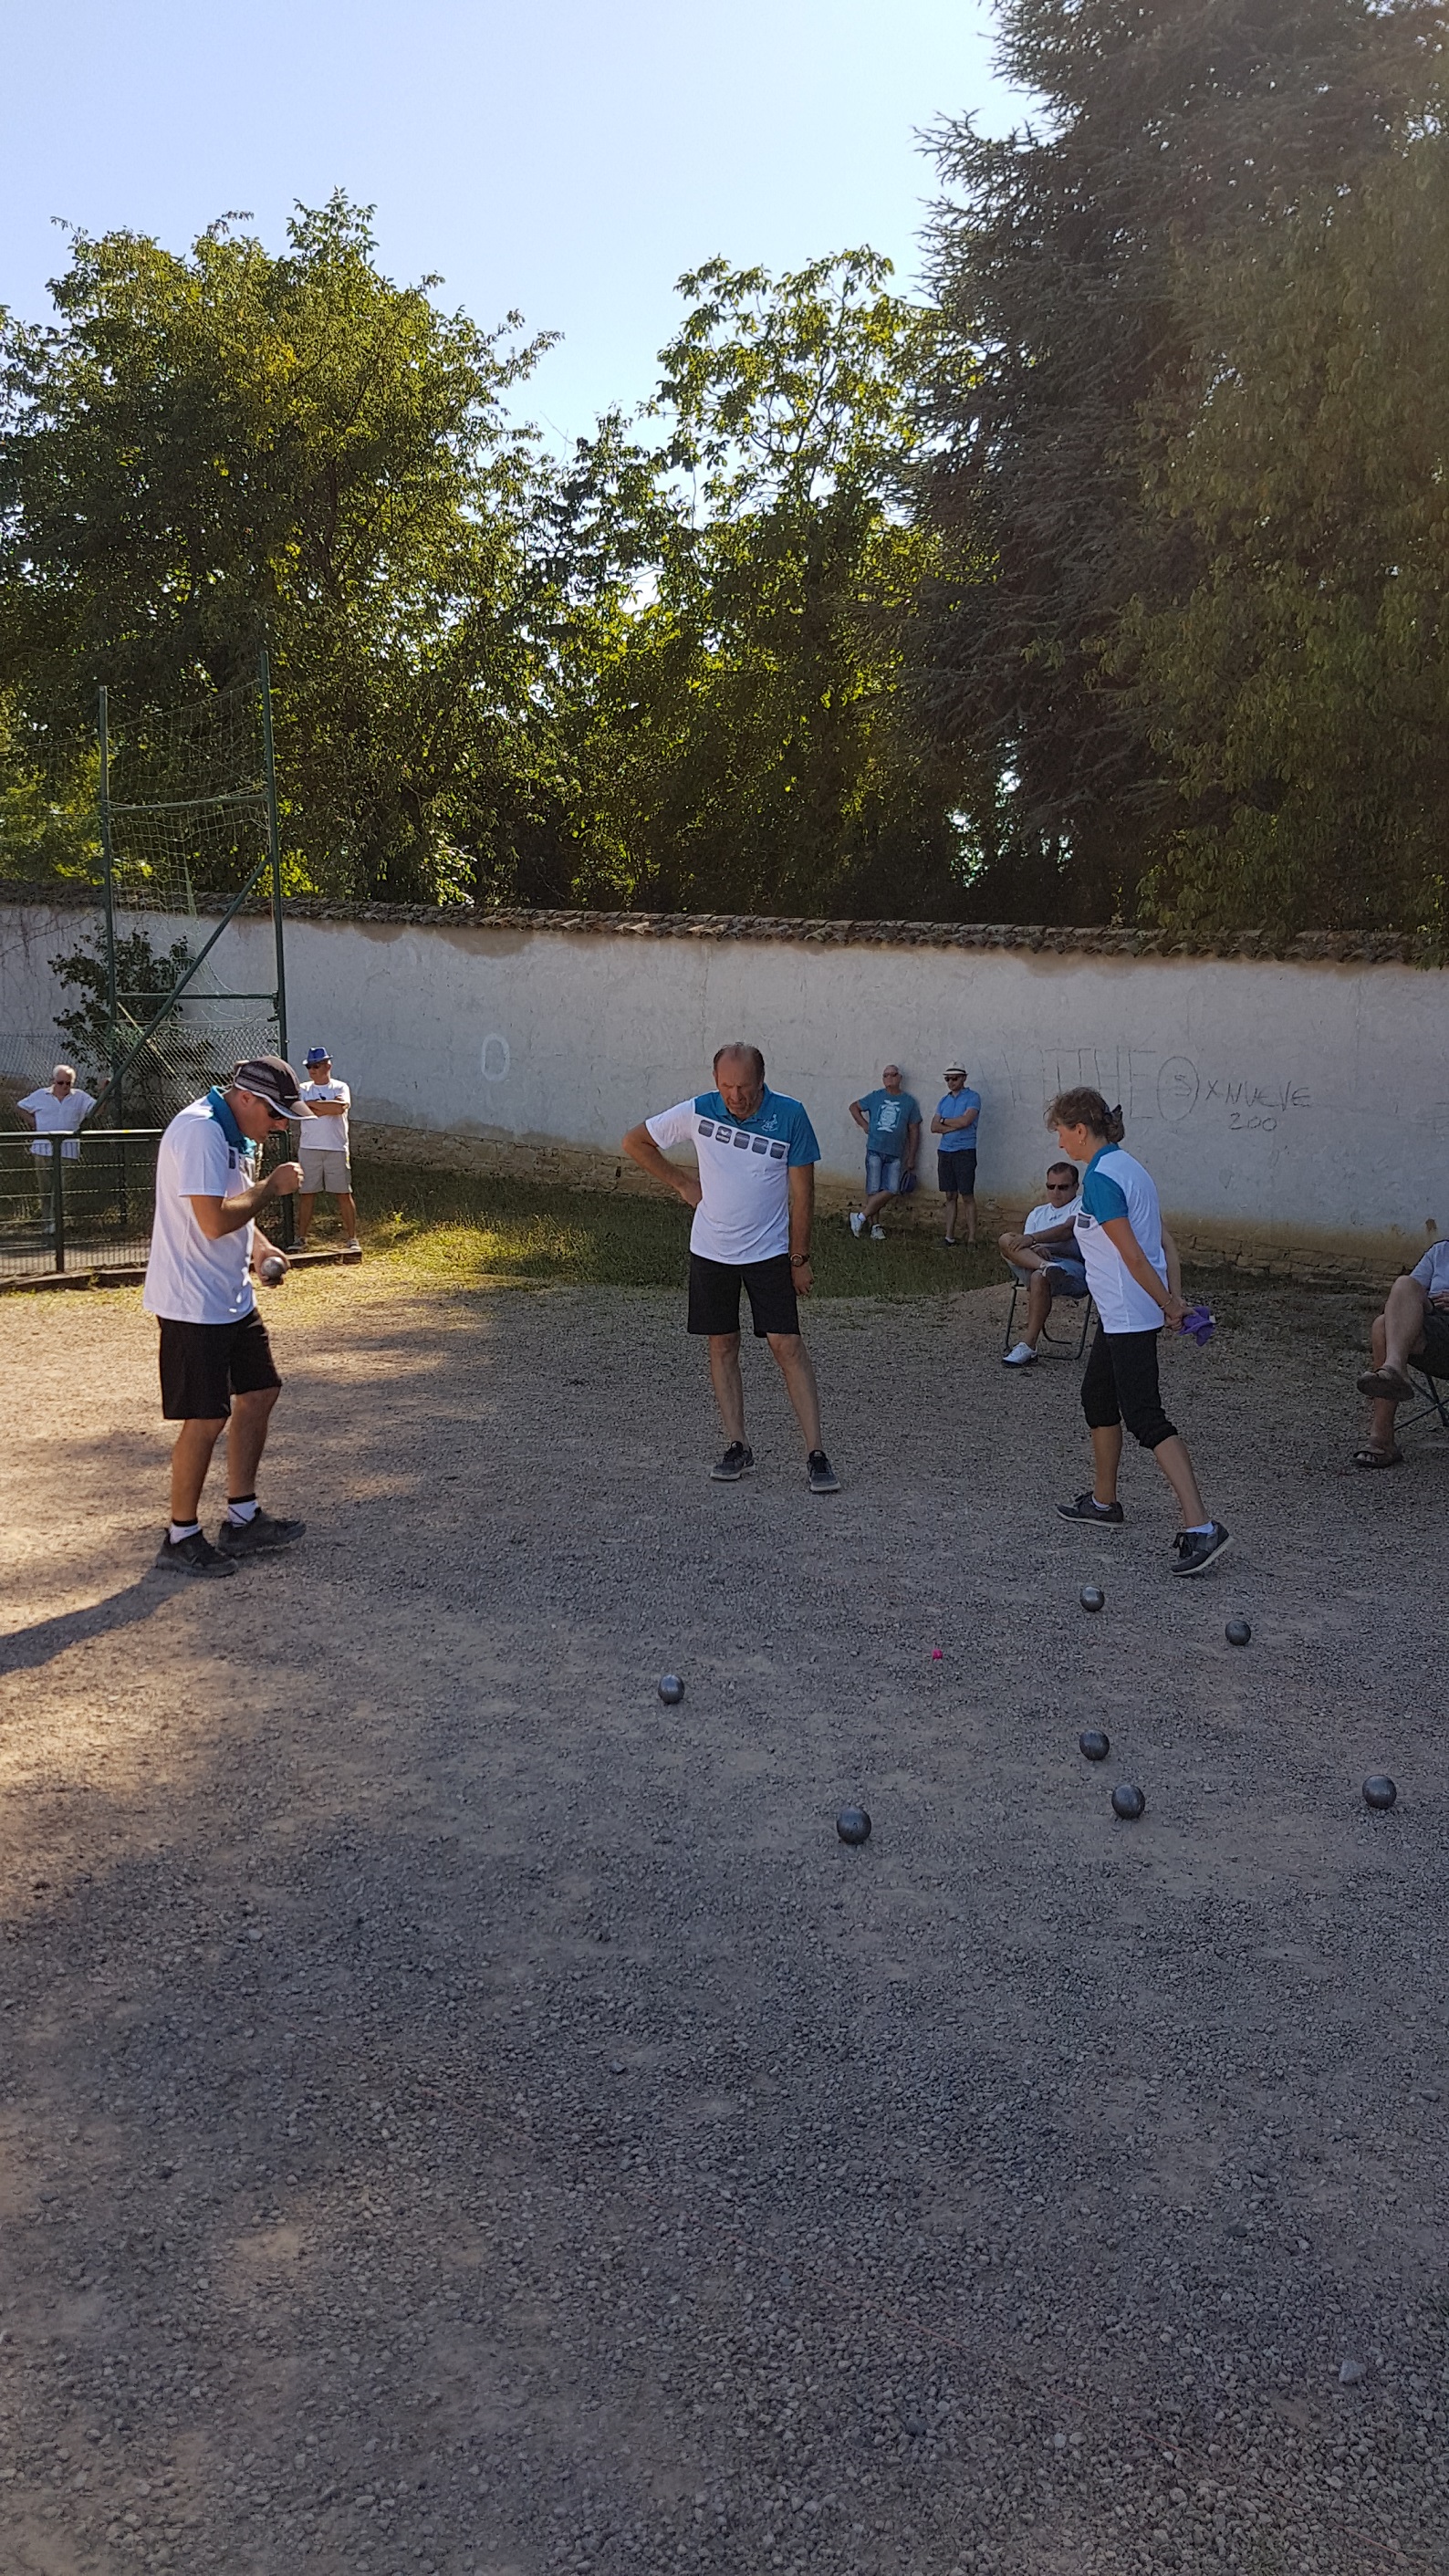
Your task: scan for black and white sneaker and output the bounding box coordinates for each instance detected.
[152,1529,238,1580]
[1170,1522,1233,1577]
[216,1508,308,1558]
[807,1450,841,1495]
[1056,1492,1125,1525]
[710,1443,754,1483]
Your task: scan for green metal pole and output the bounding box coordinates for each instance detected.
[98,686,121,1126]
[258,649,288,1062]
[51,1138,66,1276]
[258,646,295,1251]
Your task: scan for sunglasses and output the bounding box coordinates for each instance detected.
[1045,1178,1076,1191]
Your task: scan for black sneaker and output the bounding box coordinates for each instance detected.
[1170,1522,1233,1577]
[807,1450,841,1495]
[710,1443,754,1483]
[215,1507,308,1558]
[152,1529,238,1580]
[1056,1492,1125,1525]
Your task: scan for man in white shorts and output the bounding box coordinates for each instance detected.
[144,1057,307,1580]
[295,1047,360,1253]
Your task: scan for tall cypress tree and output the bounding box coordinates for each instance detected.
[917,0,1438,924]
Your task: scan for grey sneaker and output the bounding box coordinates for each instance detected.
[1170,1522,1233,1577]
[1056,1492,1125,1525]
[153,1529,238,1580]
[807,1450,841,1495]
[710,1442,754,1483]
[216,1507,307,1557]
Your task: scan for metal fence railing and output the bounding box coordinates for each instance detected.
[0,1129,298,1281]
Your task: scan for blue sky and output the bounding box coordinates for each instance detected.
[0,0,1026,454]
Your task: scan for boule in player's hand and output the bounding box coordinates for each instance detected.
[259,1254,287,1285]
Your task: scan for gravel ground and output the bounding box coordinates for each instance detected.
[2,1269,1446,2576]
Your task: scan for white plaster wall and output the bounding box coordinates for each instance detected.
[4,901,1446,1260]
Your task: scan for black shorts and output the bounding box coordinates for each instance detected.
[687,1252,800,1340]
[937,1150,977,1196]
[158,1310,281,1421]
[1419,1308,1449,1378]
[1081,1324,1177,1452]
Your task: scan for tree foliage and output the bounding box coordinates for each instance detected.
[1117,124,1449,944]
[0,195,550,901]
[527,254,973,918]
[917,0,1441,925]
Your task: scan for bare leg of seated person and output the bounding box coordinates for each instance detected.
[1354,1283,1428,1461]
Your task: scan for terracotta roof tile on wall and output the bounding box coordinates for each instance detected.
[0,881,1437,967]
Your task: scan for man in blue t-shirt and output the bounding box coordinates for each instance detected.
[848,1064,922,1239]
[929,1063,981,1246]
[622,1042,840,1494]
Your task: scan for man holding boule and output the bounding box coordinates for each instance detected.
[622,1042,840,1493]
[144,1057,308,1579]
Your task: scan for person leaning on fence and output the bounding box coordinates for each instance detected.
[18,1066,96,1225]
[295,1046,360,1254]
[997,1161,1086,1365]
[1353,1236,1449,1466]
[143,1057,308,1580]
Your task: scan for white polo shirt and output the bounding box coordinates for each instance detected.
[644,1086,819,1267]
[143,1093,260,1325]
[299,1079,350,1155]
[20,1085,96,1159]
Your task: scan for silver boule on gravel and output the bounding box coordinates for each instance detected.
[1079,1584,1105,1613]
[1225,1617,1252,1646]
[1079,1729,1110,1762]
[657,1674,684,1705]
[1110,1781,1146,1820]
[1362,1774,1397,1810]
[836,1806,871,1846]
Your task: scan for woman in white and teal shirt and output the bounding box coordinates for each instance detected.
[1047,1088,1231,1577]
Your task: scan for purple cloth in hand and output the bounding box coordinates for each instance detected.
[1178,1303,1216,1346]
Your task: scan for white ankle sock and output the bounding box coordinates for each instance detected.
[169,1520,202,1544]
[227,1497,259,1526]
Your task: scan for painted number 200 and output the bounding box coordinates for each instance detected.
[1228,1110,1277,1132]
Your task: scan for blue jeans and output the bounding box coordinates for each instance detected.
[865,1152,902,1196]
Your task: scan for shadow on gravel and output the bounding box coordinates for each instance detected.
[0,1578,172,1677]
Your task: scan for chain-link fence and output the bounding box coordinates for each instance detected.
[0,1129,299,1282]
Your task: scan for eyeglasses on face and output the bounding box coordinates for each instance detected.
[1045,1178,1075,1190]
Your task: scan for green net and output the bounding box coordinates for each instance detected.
[96,671,285,1124]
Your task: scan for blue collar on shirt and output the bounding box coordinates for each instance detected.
[204,1086,248,1152]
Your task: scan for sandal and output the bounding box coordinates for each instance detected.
[1357,1367,1413,1401]
[1353,1444,1404,1469]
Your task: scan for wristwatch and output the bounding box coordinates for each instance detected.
[789,1252,810,1267]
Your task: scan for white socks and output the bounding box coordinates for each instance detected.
[227,1496,260,1527]
[168,1520,201,1544]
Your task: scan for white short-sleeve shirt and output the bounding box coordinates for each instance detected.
[143,1095,260,1325]
[644,1087,819,1267]
[299,1079,350,1155]
[1075,1145,1169,1334]
[20,1086,96,1159]
[1412,1240,1449,1299]
[1024,1194,1082,1237]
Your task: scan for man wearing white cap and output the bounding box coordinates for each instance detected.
[143,1058,307,1579]
[930,1064,981,1247]
[18,1065,97,1224]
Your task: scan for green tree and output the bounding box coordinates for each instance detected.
[917,0,1437,924]
[1116,129,1449,945]
[537,254,975,918]
[0,196,552,901]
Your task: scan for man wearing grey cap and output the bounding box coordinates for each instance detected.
[142,1059,308,1580]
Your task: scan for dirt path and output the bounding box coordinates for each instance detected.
[2,1270,1446,2576]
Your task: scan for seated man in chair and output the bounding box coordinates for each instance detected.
[1354,1236,1449,1465]
[998,1161,1087,1366]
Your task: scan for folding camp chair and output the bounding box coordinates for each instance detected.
[1002,1266,1095,1360]
[1398,1367,1449,1436]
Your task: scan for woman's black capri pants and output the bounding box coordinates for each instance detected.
[1081,1324,1177,1451]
